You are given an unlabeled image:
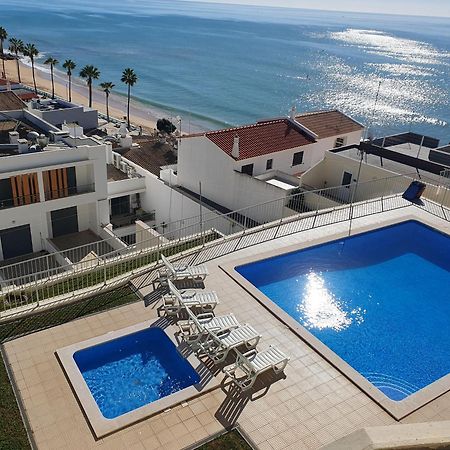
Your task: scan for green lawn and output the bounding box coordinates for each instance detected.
[0,285,139,450]
[196,430,253,450]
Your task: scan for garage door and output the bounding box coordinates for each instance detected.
[0,224,33,260]
[51,206,79,238]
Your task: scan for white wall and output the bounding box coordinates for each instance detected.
[177,129,363,217]
[120,154,234,236]
[300,151,411,203]
[0,144,109,259]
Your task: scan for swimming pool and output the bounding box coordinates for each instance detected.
[73,327,200,419]
[236,221,450,406]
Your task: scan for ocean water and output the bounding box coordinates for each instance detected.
[2,0,450,140]
[236,221,450,401]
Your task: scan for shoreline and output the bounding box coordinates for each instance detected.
[3,58,207,134]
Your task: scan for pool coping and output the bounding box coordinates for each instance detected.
[56,320,220,439]
[220,215,450,421]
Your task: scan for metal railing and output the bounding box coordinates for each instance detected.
[43,183,95,201]
[0,173,449,318]
[0,193,40,209]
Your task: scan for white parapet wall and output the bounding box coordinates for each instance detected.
[322,420,450,450]
[135,220,169,250]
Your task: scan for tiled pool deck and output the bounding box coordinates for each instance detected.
[3,207,450,450]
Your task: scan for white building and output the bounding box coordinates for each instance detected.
[176,110,364,214]
[0,91,112,261]
[29,98,99,130]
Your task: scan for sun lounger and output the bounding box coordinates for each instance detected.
[223,346,289,391]
[197,324,261,364]
[163,279,219,315]
[159,254,208,282]
[178,306,240,349]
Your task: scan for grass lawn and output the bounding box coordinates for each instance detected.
[197,430,253,450]
[0,285,139,450]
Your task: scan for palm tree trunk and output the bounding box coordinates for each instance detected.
[16,53,21,83]
[0,41,5,79]
[127,84,131,129]
[68,74,72,102]
[88,81,92,107]
[31,59,37,94]
[50,65,55,99]
[106,93,110,122]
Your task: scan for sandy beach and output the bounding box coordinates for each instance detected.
[3,58,162,132]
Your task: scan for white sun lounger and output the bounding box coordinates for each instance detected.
[163,279,219,315]
[178,306,240,349]
[160,254,208,282]
[197,324,261,364]
[223,345,289,391]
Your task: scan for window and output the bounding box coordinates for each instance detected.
[266,159,273,170]
[292,151,304,166]
[342,171,352,187]
[241,163,254,176]
[334,137,345,148]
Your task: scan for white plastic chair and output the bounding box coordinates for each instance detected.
[223,345,289,391]
[163,279,219,315]
[160,254,208,281]
[197,324,261,364]
[178,306,240,349]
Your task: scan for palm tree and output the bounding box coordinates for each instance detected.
[99,82,115,122]
[121,68,137,129]
[23,43,39,94]
[62,59,76,102]
[8,38,23,82]
[44,57,58,99]
[0,27,7,78]
[79,65,100,108]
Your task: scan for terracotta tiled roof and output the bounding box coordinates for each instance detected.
[296,110,364,139]
[0,91,27,111]
[204,119,315,161]
[183,110,363,161]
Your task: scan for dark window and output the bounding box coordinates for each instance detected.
[111,195,131,216]
[292,151,304,166]
[342,171,352,186]
[266,159,273,170]
[0,178,14,209]
[241,164,254,176]
[335,137,345,148]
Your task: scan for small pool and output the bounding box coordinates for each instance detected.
[73,327,200,419]
[236,221,450,402]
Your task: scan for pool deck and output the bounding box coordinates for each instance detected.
[3,206,450,450]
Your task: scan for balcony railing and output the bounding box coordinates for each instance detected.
[111,209,156,228]
[44,183,95,201]
[0,193,40,210]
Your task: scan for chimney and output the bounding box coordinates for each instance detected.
[289,105,297,120]
[231,133,240,159]
[6,81,11,91]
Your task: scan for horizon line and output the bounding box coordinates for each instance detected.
[181,0,450,20]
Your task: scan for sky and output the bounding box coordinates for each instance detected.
[185,0,450,18]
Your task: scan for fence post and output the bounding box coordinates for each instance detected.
[35,274,40,307]
[103,259,107,286]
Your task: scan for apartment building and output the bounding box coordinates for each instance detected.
[176,109,364,214]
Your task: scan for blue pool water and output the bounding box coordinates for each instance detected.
[73,327,200,419]
[236,221,450,401]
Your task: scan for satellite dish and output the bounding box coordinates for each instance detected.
[27,131,40,141]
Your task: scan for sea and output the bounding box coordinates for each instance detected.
[2,0,450,141]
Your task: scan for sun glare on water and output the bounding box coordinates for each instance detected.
[297,272,364,332]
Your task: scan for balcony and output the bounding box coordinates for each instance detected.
[0,193,40,210]
[110,209,155,228]
[44,183,95,201]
